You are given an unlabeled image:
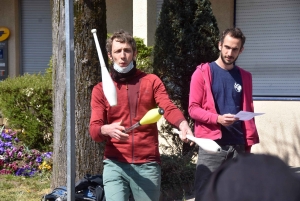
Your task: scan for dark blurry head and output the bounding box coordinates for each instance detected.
[201,154,300,201]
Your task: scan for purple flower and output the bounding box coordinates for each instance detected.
[36,156,42,163]
[4,142,12,148]
[10,131,17,136]
[5,150,10,157]
[15,168,25,176]
[15,167,37,177]
[0,128,53,177]
[1,133,12,141]
[17,151,23,158]
[43,152,52,158]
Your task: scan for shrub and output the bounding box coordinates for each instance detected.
[160,154,195,200]
[135,37,153,73]
[159,124,197,200]
[0,70,52,151]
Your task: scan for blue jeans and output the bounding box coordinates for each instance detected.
[194,145,245,201]
[103,159,161,201]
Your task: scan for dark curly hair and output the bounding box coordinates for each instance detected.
[106,29,137,54]
[220,27,246,48]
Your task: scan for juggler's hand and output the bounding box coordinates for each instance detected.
[101,120,129,141]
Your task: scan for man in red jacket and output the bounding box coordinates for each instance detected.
[89,30,192,201]
[189,28,259,201]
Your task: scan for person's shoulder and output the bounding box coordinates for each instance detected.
[133,69,147,77]
[91,82,104,96]
[193,62,211,75]
[93,82,103,88]
[132,69,161,83]
[236,65,252,75]
[141,73,164,86]
[197,62,211,71]
[143,73,160,80]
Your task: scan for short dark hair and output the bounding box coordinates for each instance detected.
[106,29,137,54]
[220,27,246,48]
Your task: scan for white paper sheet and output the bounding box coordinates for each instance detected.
[234,111,264,121]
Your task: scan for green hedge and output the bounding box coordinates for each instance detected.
[135,37,153,73]
[0,72,52,151]
[160,154,195,200]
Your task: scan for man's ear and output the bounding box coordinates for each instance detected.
[239,47,244,54]
[133,50,138,60]
[218,42,222,51]
[108,52,113,61]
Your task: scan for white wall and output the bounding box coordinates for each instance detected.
[252,101,300,166]
[106,0,133,34]
[133,0,157,46]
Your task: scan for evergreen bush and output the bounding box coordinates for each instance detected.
[0,71,52,151]
[135,37,153,73]
[153,0,220,155]
[160,154,195,200]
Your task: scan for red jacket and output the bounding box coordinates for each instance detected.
[188,63,259,146]
[89,70,186,163]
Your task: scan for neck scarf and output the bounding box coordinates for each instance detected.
[110,61,137,82]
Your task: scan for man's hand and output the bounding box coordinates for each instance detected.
[101,121,129,141]
[178,120,194,146]
[217,113,239,127]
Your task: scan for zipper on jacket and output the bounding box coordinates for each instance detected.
[126,82,134,163]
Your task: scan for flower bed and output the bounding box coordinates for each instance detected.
[0,126,52,177]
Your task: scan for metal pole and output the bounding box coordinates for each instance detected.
[65,0,75,201]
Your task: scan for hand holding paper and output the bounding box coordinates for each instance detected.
[234,111,264,121]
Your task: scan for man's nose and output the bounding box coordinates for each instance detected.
[227,49,233,56]
[121,50,126,58]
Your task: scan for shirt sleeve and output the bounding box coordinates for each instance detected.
[188,66,219,125]
[151,75,186,128]
[89,84,107,142]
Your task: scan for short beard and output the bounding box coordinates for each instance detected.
[220,53,239,65]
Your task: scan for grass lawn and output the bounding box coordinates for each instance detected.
[0,174,51,201]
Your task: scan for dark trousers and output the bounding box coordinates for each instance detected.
[194,145,245,201]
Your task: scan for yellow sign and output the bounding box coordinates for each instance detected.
[0,27,10,41]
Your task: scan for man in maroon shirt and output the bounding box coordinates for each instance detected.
[89,30,192,201]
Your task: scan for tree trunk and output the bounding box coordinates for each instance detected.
[51,0,107,188]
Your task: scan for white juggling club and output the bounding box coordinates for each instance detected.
[173,129,221,154]
[91,29,117,106]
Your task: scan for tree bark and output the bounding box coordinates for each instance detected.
[51,0,107,188]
